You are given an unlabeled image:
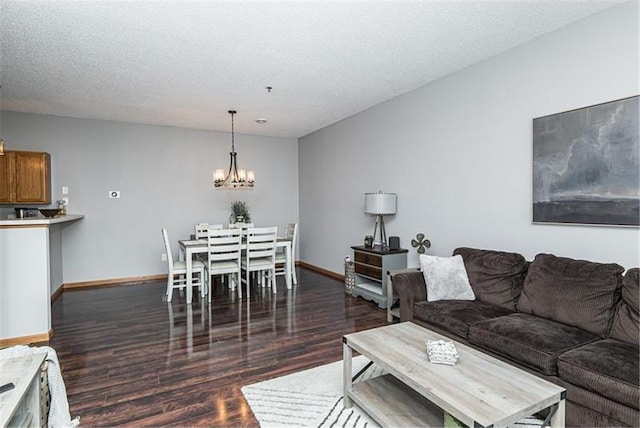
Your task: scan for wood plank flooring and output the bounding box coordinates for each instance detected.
[50,268,388,426]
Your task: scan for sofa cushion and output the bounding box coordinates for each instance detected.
[517,253,624,336]
[558,339,639,410]
[413,300,513,340]
[468,313,599,376]
[453,247,528,311]
[610,268,639,345]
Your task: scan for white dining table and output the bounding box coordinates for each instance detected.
[178,238,294,304]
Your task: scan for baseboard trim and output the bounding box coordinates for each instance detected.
[297,261,344,282]
[64,265,310,292]
[59,264,338,293]
[64,274,166,290]
[51,285,64,303]
[0,329,52,348]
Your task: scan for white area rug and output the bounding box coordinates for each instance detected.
[241,356,545,428]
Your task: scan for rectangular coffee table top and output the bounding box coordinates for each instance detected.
[343,322,566,428]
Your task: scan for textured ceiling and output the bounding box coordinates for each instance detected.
[0,1,623,138]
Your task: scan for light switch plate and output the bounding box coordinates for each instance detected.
[109,190,121,198]
[62,186,69,194]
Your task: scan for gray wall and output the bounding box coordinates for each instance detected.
[299,2,640,272]
[0,112,299,283]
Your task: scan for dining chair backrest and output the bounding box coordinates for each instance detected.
[207,228,242,263]
[162,227,206,302]
[195,223,223,239]
[274,222,298,284]
[229,222,255,229]
[195,223,208,239]
[285,222,298,254]
[277,223,298,257]
[245,226,278,262]
[161,228,175,270]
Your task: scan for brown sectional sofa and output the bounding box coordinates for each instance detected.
[392,248,639,427]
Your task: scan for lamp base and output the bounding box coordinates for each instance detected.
[372,214,388,248]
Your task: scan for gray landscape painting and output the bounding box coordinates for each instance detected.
[533,96,639,226]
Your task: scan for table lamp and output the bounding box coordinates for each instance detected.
[364,191,397,248]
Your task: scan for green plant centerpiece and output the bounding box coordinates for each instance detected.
[230,200,251,223]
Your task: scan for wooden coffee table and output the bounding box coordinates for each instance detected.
[343,322,566,428]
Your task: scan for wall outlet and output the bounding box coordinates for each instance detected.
[109,190,121,198]
[161,253,167,261]
[62,197,69,205]
[62,186,69,195]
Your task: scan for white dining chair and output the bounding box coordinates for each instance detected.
[195,223,222,264]
[194,223,209,239]
[228,222,254,229]
[275,222,298,284]
[241,226,278,299]
[195,223,223,239]
[162,228,207,302]
[206,228,242,301]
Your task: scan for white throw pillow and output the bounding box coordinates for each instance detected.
[419,254,475,302]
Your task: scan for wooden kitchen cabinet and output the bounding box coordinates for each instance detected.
[0,151,51,204]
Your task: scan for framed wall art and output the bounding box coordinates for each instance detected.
[533,96,639,226]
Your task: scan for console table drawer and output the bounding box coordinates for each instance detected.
[354,251,382,267]
[355,263,382,280]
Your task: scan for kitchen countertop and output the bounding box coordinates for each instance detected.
[0,214,84,227]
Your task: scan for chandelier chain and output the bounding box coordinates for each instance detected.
[230,111,235,153]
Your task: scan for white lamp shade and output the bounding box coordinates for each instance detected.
[364,192,397,215]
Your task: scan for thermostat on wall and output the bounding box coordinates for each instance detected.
[109,190,121,198]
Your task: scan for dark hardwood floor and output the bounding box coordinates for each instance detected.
[50,268,388,426]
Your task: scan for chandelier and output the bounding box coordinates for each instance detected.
[213,110,255,189]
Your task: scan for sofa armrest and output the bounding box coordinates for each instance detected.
[392,271,426,322]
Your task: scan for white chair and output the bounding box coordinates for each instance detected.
[195,223,222,263]
[195,223,222,239]
[241,226,278,299]
[228,222,254,229]
[206,228,242,301]
[162,228,207,302]
[194,223,208,239]
[275,222,298,285]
